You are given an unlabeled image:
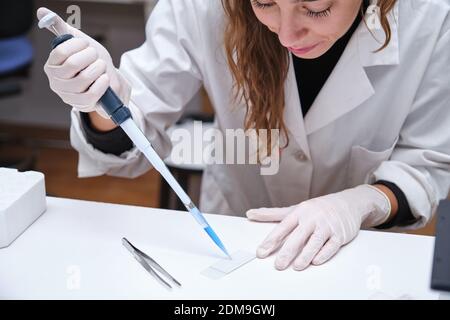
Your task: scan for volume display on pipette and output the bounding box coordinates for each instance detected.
[38,12,231,259]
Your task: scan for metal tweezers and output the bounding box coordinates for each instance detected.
[122,238,182,290]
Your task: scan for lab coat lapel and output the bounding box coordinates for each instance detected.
[284,54,311,157]
[304,2,400,135]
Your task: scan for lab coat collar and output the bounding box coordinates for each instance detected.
[358,0,400,67]
[302,1,400,135]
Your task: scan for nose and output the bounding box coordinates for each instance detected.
[277,11,308,48]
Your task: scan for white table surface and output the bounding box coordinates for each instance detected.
[0,197,441,300]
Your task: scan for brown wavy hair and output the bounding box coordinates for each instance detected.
[221,0,397,152]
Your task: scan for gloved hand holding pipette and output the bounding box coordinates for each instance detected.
[37,7,130,121]
[37,7,231,259]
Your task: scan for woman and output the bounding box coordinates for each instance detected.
[38,0,450,271]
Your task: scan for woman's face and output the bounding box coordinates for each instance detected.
[251,0,362,59]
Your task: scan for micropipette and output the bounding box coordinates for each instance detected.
[38,12,231,259]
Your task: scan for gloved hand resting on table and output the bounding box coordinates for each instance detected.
[246,185,392,271]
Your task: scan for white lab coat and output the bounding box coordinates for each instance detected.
[70,0,450,229]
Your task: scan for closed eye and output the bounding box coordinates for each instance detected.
[251,0,332,19]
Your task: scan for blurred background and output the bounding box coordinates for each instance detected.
[0,0,440,236]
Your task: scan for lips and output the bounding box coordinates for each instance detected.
[288,42,321,55]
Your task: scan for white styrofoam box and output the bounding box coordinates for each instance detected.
[0,168,46,248]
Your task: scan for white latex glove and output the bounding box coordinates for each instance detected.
[246,185,392,271]
[37,7,131,119]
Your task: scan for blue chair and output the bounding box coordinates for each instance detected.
[0,36,34,97]
[0,0,36,170]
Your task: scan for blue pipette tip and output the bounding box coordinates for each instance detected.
[204,226,232,259]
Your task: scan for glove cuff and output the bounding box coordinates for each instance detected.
[358,184,392,228]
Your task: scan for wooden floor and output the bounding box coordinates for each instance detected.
[1,123,161,208]
[0,123,437,236]
[37,147,161,208]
